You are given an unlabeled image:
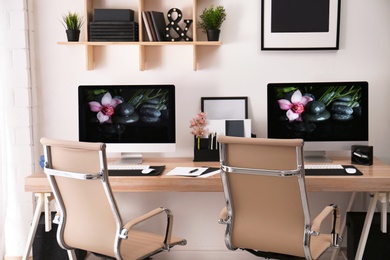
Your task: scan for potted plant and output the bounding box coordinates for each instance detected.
[61,12,83,42]
[197,5,227,41]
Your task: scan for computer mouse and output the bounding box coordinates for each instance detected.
[345,167,356,174]
[141,168,155,174]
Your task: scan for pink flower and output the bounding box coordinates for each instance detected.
[88,92,122,123]
[277,90,313,122]
[189,112,207,137]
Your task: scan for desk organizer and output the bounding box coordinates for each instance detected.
[193,137,219,162]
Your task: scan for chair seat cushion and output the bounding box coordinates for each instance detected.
[120,230,185,259]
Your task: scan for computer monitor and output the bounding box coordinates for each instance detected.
[78,84,176,163]
[267,81,369,162]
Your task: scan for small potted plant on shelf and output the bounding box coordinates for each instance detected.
[61,11,83,42]
[197,5,227,41]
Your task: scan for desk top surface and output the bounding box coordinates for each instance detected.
[25,157,390,193]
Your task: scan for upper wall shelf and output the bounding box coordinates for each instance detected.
[58,0,222,71]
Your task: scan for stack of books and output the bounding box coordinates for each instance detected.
[89,9,139,42]
[142,11,167,41]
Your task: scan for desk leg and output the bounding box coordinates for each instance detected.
[44,193,54,232]
[22,193,44,260]
[22,192,53,260]
[331,191,357,260]
[354,192,379,260]
[378,193,388,233]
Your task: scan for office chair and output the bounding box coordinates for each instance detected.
[217,135,341,260]
[40,137,186,260]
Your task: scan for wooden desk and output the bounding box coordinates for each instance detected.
[25,157,390,193]
[23,157,390,260]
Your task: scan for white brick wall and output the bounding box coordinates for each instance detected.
[0,0,35,257]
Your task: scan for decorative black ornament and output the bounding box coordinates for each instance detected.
[165,8,193,42]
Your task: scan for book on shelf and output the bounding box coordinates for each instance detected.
[141,11,153,41]
[143,11,157,41]
[150,11,167,42]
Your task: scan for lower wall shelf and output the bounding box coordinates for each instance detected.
[57,41,222,71]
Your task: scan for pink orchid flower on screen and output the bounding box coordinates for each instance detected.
[88,92,123,123]
[277,90,313,122]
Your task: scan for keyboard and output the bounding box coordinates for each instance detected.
[107,164,150,170]
[304,164,343,170]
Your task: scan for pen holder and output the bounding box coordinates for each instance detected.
[193,137,219,162]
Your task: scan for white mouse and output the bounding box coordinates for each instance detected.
[345,167,356,174]
[141,168,155,174]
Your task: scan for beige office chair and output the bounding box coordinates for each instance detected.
[40,137,186,260]
[217,135,341,260]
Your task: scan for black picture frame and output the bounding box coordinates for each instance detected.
[261,0,341,50]
[201,97,248,120]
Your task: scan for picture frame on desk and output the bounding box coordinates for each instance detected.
[201,97,248,120]
[261,0,341,50]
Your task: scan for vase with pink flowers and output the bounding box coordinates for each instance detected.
[190,112,219,161]
[189,112,208,150]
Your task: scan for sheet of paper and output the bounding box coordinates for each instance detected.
[198,169,220,178]
[166,167,208,177]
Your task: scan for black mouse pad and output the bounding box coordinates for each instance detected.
[305,165,363,176]
[108,165,165,176]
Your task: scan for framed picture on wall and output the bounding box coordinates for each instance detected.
[261,0,341,50]
[201,97,248,120]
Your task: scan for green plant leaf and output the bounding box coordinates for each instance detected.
[197,5,226,33]
[61,12,83,30]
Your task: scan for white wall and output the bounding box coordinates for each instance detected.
[1,0,35,258]
[32,0,390,162]
[9,0,390,258]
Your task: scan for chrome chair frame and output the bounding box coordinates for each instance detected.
[217,136,341,260]
[41,138,186,260]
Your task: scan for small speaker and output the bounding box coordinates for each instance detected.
[351,145,373,165]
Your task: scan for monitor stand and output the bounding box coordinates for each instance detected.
[113,153,143,164]
[304,151,333,163]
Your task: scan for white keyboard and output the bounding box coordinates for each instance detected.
[107,164,150,170]
[304,164,343,170]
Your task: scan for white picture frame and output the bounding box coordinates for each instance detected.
[261,0,341,50]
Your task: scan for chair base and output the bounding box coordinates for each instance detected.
[92,252,154,260]
[245,248,305,260]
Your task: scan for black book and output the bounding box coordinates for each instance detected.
[150,11,167,41]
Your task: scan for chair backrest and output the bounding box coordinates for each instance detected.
[218,135,311,258]
[40,137,122,259]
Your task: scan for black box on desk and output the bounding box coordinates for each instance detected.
[33,212,87,260]
[347,212,390,260]
[193,137,219,162]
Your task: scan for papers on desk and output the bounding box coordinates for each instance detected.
[166,167,220,177]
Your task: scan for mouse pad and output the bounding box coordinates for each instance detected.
[305,165,363,176]
[108,165,165,176]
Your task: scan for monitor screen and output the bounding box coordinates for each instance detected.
[267,81,369,161]
[78,85,176,163]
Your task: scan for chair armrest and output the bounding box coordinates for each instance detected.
[121,207,173,247]
[311,204,341,247]
[218,207,229,224]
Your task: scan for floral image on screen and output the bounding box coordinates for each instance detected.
[268,83,368,141]
[79,86,175,144]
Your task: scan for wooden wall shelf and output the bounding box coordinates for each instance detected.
[58,0,222,71]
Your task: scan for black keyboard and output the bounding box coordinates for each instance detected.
[304,165,362,176]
